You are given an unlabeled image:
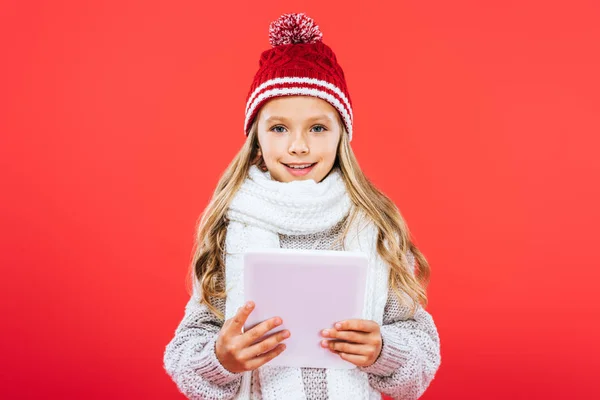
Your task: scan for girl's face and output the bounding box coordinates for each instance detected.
[255,96,342,183]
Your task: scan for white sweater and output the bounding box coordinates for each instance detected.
[163,219,441,399]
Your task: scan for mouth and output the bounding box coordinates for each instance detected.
[282,162,317,176]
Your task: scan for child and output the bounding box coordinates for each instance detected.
[164,12,441,400]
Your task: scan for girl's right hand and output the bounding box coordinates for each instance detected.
[215,301,290,373]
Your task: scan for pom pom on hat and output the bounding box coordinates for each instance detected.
[269,13,323,47]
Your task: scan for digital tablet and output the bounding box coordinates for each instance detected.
[243,248,368,369]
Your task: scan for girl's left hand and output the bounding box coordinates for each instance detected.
[320,319,383,367]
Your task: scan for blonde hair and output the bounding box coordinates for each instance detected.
[188,116,431,320]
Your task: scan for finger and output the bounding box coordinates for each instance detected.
[227,301,255,333]
[241,316,283,347]
[334,319,379,333]
[241,329,290,360]
[336,351,370,367]
[321,329,367,343]
[244,343,287,370]
[321,339,373,356]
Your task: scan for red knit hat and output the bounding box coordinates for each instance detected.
[244,13,354,141]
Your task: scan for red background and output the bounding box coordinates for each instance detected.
[1,1,599,399]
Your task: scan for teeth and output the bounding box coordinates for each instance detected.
[287,164,313,169]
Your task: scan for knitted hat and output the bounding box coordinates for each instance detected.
[244,13,354,141]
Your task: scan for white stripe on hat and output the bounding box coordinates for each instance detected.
[244,86,353,141]
[245,77,353,122]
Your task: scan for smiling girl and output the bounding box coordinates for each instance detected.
[164,13,441,400]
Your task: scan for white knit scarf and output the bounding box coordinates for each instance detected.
[224,165,389,400]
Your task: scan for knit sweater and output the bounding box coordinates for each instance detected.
[163,219,441,400]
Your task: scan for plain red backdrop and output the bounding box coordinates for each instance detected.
[1,0,599,399]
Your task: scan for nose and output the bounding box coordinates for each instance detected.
[288,133,309,155]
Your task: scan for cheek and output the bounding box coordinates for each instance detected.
[262,141,288,159]
[320,140,340,160]
[260,146,281,163]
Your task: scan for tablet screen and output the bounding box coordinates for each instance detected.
[243,248,368,369]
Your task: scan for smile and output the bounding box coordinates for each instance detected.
[282,162,317,176]
[283,163,316,169]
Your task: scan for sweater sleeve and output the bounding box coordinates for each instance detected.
[163,285,243,400]
[358,250,442,400]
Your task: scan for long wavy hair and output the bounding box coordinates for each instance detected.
[188,115,431,320]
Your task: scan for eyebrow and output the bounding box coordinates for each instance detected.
[264,115,334,124]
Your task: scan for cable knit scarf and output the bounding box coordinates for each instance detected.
[224,165,389,400]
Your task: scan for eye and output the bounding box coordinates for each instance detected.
[311,125,327,133]
[270,125,287,133]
